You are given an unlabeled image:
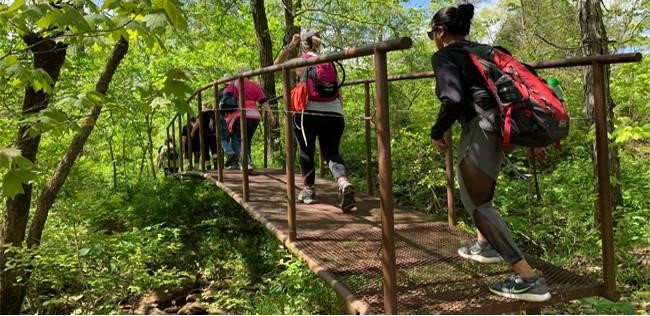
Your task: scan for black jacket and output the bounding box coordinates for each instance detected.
[430,41,496,140]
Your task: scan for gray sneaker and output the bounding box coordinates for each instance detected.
[338,180,356,212]
[489,274,552,302]
[457,240,503,264]
[298,187,315,204]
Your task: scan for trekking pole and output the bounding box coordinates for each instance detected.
[531,154,542,202]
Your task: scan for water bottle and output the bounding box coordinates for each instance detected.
[546,76,564,101]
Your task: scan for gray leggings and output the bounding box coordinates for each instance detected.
[456,117,524,265]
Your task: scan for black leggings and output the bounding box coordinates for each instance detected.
[456,117,524,265]
[294,112,347,186]
[459,158,524,265]
[202,135,218,162]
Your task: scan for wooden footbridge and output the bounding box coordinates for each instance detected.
[164,38,642,314]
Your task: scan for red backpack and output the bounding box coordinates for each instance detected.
[301,53,344,102]
[460,43,570,147]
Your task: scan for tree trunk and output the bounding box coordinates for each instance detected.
[28,37,128,249]
[0,34,67,315]
[145,113,157,179]
[108,113,118,190]
[108,133,117,190]
[275,0,301,161]
[577,0,623,224]
[282,0,301,46]
[251,0,277,159]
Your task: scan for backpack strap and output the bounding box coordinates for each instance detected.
[334,60,345,88]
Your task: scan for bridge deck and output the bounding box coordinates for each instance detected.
[181,168,602,314]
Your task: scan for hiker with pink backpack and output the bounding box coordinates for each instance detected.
[274,29,356,212]
[428,3,569,302]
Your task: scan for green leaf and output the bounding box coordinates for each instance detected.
[165,68,194,81]
[102,0,123,10]
[161,0,187,29]
[143,11,168,29]
[31,69,55,93]
[55,4,91,33]
[7,0,25,14]
[163,80,193,100]
[84,13,115,29]
[150,96,171,109]
[20,4,47,23]
[0,148,33,169]
[35,8,61,30]
[0,148,22,169]
[2,168,37,199]
[79,248,91,256]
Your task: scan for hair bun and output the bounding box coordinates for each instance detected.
[457,4,475,23]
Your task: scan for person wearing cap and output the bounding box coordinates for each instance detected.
[275,28,356,212]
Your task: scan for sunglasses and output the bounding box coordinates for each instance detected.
[427,25,444,40]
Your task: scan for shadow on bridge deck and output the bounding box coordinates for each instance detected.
[179,168,601,314]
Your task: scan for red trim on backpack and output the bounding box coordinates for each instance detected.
[461,44,570,148]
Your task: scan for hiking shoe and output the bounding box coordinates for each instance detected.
[228,164,238,170]
[298,187,315,204]
[458,240,503,264]
[489,274,551,302]
[338,181,356,212]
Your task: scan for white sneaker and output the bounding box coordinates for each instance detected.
[297,187,316,204]
[338,180,356,212]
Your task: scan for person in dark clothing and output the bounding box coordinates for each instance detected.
[192,104,219,170]
[181,117,200,169]
[428,3,550,302]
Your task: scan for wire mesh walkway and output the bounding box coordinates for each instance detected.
[180,168,601,314]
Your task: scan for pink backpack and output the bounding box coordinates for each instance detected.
[301,53,344,101]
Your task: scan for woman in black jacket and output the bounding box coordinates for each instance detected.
[429,3,550,302]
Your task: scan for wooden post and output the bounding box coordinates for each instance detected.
[282,68,296,242]
[238,78,250,202]
[374,50,397,314]
[363,82,373,194]
[197,91,206,171]
[214,84,224,182]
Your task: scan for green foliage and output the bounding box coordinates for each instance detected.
[1,0,649,313]
[580,297,637,314]
[0,148,37,199]
[10,175,337,314]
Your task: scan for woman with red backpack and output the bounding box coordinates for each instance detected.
[429,3,551,302]
[274,29,356,212]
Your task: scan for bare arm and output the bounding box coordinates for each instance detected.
[191,121,198,137]
[260,101,277,126]
[274,34,301,65]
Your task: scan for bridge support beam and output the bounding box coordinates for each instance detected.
[593,61,619,301]
[373,49,397,315]
[197,91,206,172]
[444,130,456,227]
[363,82,373,195]
[177,114,184,173]
[214,84,224,182]
[282,68,297,242]
[238,78,250,202]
